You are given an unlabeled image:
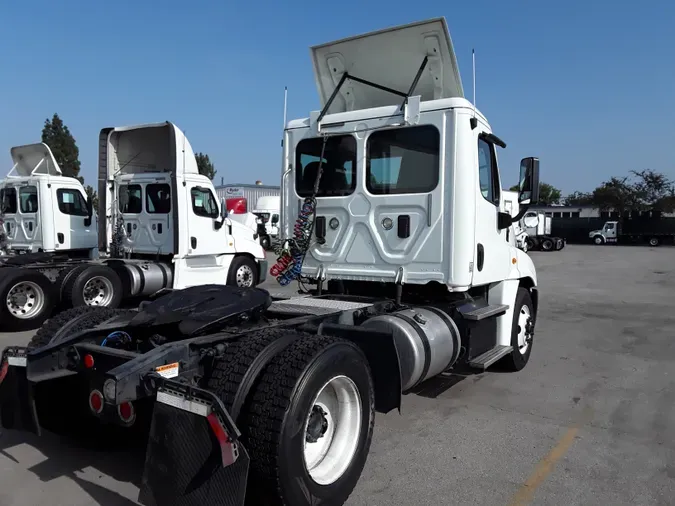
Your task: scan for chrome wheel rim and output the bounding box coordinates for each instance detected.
[236,264,254,287]
[83,276,115,306]
[6,281,45,319]
[517,305,533,354]
[303,375,362,485]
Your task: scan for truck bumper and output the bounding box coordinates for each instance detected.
[258,259,268,284]
[138,382,249,506]
[0,347,41,435]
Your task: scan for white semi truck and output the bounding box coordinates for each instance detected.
[502,190,564,252]
[251,195,280,249]
[0,122,267,331]
[0,143,98,257]
[0,18,541,506]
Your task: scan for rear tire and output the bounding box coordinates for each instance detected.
[541,238,554,251]
[240,335,375,506]
[502,287,535,372]
[0,268,56,331]
[649,237,659,247]
[61,264,123,309]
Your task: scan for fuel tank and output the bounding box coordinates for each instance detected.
[360,307,461,392]
[107,261,173,297]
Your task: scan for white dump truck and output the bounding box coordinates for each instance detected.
[0,122,267,330]
[0,18,541,506]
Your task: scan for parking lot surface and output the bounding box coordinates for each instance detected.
[1,245,674,505]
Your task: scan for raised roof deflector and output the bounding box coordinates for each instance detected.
[310,17,464,115]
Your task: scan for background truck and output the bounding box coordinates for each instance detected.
[0,18,541,506]
[251,195,280,249]
[0,142,98,257]
[521,210,564,251]
[589,214,675,246]
[502,191,563,252]
[0,122,267,331]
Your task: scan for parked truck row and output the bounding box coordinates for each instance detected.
[0,18,542,506]
[0,127,267,330]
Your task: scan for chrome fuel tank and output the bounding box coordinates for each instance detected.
[360,307,461,392]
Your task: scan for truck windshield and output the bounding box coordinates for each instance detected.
[295,135,356,197]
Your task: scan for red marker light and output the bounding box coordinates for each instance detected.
[118,401,135,423]
[83,354,95,369]
[89,390,104,414]
[0,360,8,385]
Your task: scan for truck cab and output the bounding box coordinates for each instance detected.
[278,18,540,352]
[98,122,267,289]
[0,143,97,256]
[589,221,617,244]
[251,195,280,249]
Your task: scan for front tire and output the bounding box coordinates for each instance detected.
[242,335,375,506]
[593,235,604,245]
[227,255,259,288]
[502,287,535,372]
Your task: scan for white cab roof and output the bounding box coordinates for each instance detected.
[310,17,464,115]
[9,143,63,177]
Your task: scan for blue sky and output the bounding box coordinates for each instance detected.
[0,1,673,195]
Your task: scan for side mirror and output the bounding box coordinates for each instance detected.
[517,157,540,205]
[220,197,228,219]
[271,215,279,225]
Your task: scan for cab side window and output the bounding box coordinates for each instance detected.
[478,138,500,206]
[19,186,38,213]
[191,187,219,218]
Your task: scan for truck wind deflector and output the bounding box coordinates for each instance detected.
[316,56,429,126]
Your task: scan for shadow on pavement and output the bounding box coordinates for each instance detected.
[0,426,144,505]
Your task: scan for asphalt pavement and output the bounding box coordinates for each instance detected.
[1,245,675,505]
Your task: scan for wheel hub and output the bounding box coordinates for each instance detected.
[306,405,329,443]
[6,281,44,319]
[236,266,253,287]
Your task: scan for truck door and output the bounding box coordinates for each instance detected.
[471,132,512,286]
[177,177,232,287]
[54,186,91,250]
[0,186,18,245]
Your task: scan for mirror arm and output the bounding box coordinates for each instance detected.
[512,203,531,223]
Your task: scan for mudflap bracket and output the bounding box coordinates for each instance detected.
[0,346,41,435]
[138,374,250,506]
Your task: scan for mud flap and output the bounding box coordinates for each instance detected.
[0,348,40,435]
[138,386,250,506]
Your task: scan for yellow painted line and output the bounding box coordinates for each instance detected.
[506,406,593,506]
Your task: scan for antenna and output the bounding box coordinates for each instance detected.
[470,49,478,130]
[281,86,288,147]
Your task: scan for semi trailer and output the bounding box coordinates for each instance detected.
[0,18,541,506]
[0,122,267,331]
[590,215,675,246]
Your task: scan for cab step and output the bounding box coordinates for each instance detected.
[459,304,509,321]
[468,345,513,370]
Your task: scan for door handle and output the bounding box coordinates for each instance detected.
[191,237,197,249]
[28,222,33,232]
[477,243,484,271]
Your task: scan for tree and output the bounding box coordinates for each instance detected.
[195,152,216,180]
[509,181,561,205]
[588,170,675,214]
[41,113,81,179]
[85,185,99,212]
[564,191,594,206]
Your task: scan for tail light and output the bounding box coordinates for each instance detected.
[89,390,104,414]
[0,360,8,386]
[118,401,136,425]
